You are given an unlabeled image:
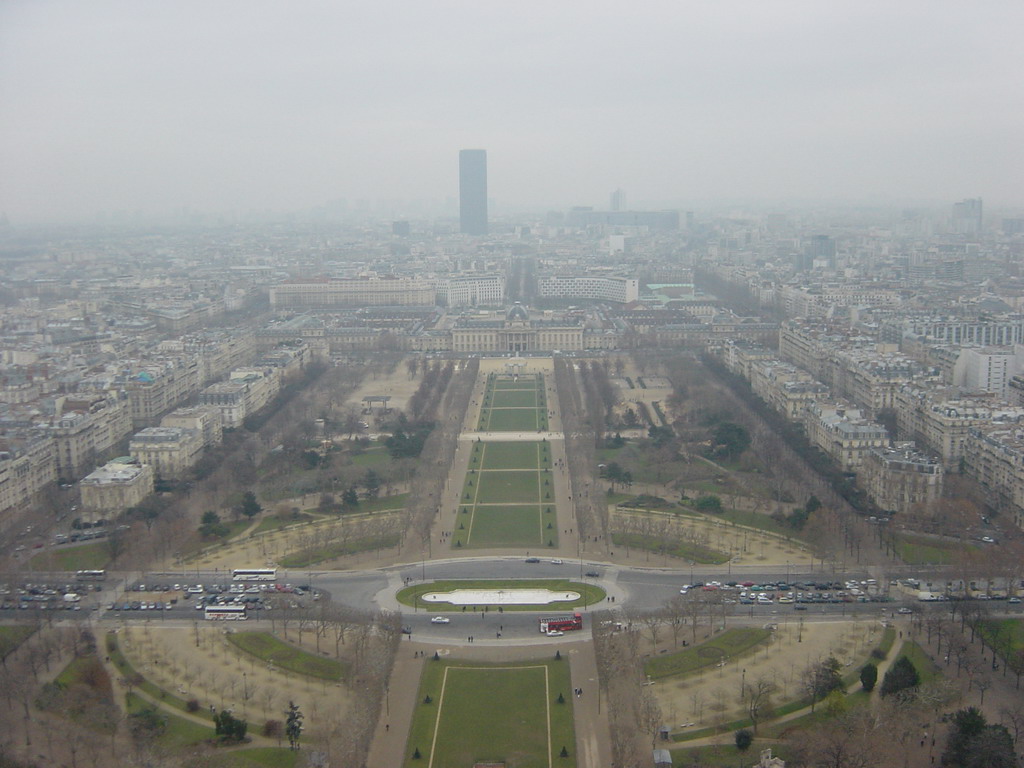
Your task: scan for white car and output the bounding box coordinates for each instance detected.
[430,616,450,624]
[550,559,563,565]
[546,630,564,637]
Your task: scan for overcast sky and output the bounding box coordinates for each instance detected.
[1,1,1022,224]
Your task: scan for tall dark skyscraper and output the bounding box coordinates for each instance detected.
[459,149,488,235]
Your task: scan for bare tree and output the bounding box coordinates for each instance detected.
[744,676,777,735]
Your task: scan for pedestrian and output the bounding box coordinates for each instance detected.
[385,724,389,732]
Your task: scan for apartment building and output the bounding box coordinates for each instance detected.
[893,387,1020,468]
[440,274,505,307]
[270,277,435,308]
[79,458,154,518]
[536,275,639,304]
[860,446,943,515]
[124,358,203,427]
[803,402,889,473]
[963,423,1024,529]
[161,406,223,449]
[128,426,204,481]
[0,431,56,513]
[49,391,133,480]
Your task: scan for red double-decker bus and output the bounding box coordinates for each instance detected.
[539,613,583,633]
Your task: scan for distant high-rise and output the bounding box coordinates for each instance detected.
[609,188,627,211]
[952,198,983,235]
[459,149,488,235]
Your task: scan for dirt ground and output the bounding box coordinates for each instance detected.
[115,623,351,736]
[646,619,886,732]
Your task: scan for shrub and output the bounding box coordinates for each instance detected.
[262,719,282,739]
[186,698,200,713]
[860,663,878,692]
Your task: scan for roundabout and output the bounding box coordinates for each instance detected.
[421,587,581,605]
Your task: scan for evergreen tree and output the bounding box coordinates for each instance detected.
[286,701,304,750]
[859,662,878,692]
[880,656,920,698]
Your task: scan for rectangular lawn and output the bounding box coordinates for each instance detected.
[492,389,541,408]
[405,661,577,768]
[467,504,551,547]
[484,408,541,431]
[480,441,551,469]
[476,470,541,503]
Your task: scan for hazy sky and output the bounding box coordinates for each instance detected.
[2,1,1022,223]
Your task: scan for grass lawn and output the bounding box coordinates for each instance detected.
[222,749,299,768]
[27,541,110,571]
[480,407,544,431]
[358,492,409,512]
[473,441,551,470]
[978,618,1024,655]
[397,579,605,611]
[125,692,215,749]
[670,743,794,767]
[227,632,346,681]
[277,532,400,567]
[462,505,550,548]
[250,513,319,536]
[714,508,801,540]
[0,625,35,660]
[473,470,542,504]
[611,533,729,564]
[404,659,576,768]
[894,534,967,565]
[491,389,541,408]
[645,628,772,680]
[875,625,897,658]
[347,447,390,467]
[896,641,942,685]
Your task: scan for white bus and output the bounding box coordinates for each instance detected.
[231,568,277,582]
[75,569,107,581]
[205,604,247,621]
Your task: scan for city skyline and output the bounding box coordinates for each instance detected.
[1,1,1023,225]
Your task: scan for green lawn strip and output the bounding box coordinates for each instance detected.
[710,509,800,540]
[977,618,1024,658]
[645,628,772,680]
[27,541,111,571]
[492,389,541,408]
[486,408,542,431]
[105,633,214,719]
[894,534,971,565]
[462,504,551,548]
[221,748,299,768]
[875,625,897,658]
[611,533,730,564]
[355,493,409,513]
[348,448,390,467]
[403,659,576,768]
[0,625,35,659]
[475,470,541,503]
[480,441,551,469]
[250,513,320,536]
[668,743,795,767]
[55,653,108,689]
[896,641,942,685]
[760,690,872,740]
[397,579,605,611]
[277,533,400,567]
[125,691,216,749]
[227,631,345,682]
